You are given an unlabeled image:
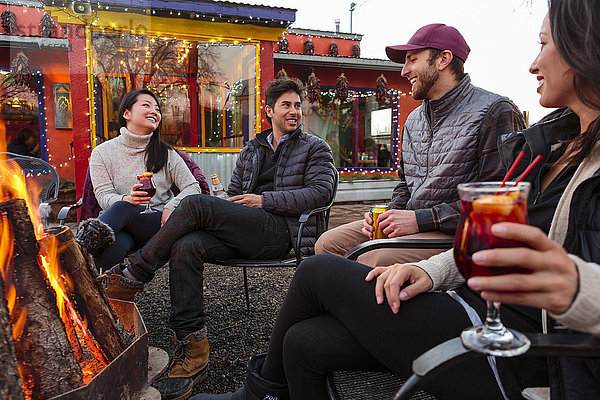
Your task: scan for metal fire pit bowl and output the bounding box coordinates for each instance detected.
[50,299,149,400]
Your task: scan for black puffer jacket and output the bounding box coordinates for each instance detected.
[499,108,600,400]
[228,127,335,255]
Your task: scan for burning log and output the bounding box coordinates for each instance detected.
[0,275,25,400]
[0,199,83,399]
[42,226,132,361]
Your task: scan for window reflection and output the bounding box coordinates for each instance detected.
[302,90,396,168]
[91,32,256,148]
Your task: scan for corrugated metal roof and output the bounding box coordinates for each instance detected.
[88,0,296,22]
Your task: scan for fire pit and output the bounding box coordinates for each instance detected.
[0,152,166,399]
[51,299,148,400]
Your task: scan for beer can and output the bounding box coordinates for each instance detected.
[370,204,389,240]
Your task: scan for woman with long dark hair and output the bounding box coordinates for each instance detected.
[81,89,201,272]
[195,0,600,398]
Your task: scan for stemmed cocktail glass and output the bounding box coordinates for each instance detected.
[454,181,532,356]
[137,172,157,215]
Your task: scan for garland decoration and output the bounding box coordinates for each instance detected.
[11,52,32,86]
[351,44,360,58]
[306,72,320,103]
[335,73,349,103]
[376,74,388,104]
[1,10,17,34]
[40,13,55,37]
[304,39,315,55]
[278,36,289,52]
[276,68,288,80]
[329,42,338,56]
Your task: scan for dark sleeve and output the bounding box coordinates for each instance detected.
[475,99,525,182]
[388,158,410,210]
[261,140,335,217]
[414,99,526,234]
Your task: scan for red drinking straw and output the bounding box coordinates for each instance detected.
[513,154,543,185]
[495,151,525,195]
[498,151,525,189]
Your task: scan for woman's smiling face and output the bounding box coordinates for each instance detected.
[529,13,578,109]
[123,93,162,135]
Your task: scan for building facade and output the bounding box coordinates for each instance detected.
[0,0,418,195]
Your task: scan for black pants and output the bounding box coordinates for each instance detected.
[260,254,547,400]
[128,194,291,338]
[96,200,161,270]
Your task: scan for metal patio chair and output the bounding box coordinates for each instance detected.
[0,152,59,226]
[214,169,339,312]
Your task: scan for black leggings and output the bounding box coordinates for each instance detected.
[260,255,547,400]
[96,201,161,270]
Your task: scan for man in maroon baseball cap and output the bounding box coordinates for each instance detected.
[316,22,526,269]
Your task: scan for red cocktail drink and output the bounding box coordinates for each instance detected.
[136,172,157,214]
[137,172,156,197]
[454,192,529,279]
[453,181,532,357]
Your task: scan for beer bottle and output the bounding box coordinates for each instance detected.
[210,174,228,199]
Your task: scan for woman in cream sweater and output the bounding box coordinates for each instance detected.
[83,89,200,270]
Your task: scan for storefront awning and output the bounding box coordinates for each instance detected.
[0,35,68,50]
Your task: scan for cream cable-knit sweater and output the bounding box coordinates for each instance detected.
[89,127,201,211]
[415,142,600,336]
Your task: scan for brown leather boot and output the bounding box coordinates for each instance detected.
[97,264,144,302]
[159,332,210,400]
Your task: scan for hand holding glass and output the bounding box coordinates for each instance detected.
[137,172,157,215]
[453,181,531,356]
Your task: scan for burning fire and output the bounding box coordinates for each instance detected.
[0,137,108,395]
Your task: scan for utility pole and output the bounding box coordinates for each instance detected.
[350,2,356,33]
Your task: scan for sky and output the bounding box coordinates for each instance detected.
[244,0,550,124]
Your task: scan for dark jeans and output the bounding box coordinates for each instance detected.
[96,201,161,270]
[128,194,291,338]
[259,255,547,400]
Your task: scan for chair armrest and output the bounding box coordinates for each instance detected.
[58,197,83,226]
[527,332,600,358]
[345,238,454,261]
[298,205,331,224]
[393,332,600,400]
[294,206,333,265]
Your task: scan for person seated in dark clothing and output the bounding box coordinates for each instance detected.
[7,128,40,157]
[98,77,335,398]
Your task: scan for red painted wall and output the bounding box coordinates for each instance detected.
[67,23,91,197]
[260,41,275,132]
[0,5,73,180]
[280,33,360,57]
[275,62,419,126]
[0,5,67,38]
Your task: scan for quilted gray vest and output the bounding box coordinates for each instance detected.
[402,74,505,209]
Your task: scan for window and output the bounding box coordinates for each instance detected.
[91,32,257,148]
[302,89,397,169]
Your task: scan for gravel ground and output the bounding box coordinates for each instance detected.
[134,202,370,396]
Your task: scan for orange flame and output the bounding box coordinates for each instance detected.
[0,136,108,391]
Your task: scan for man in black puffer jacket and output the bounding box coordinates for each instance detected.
[98,77,335,399]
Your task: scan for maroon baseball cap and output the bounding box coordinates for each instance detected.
[386,23,470,64]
